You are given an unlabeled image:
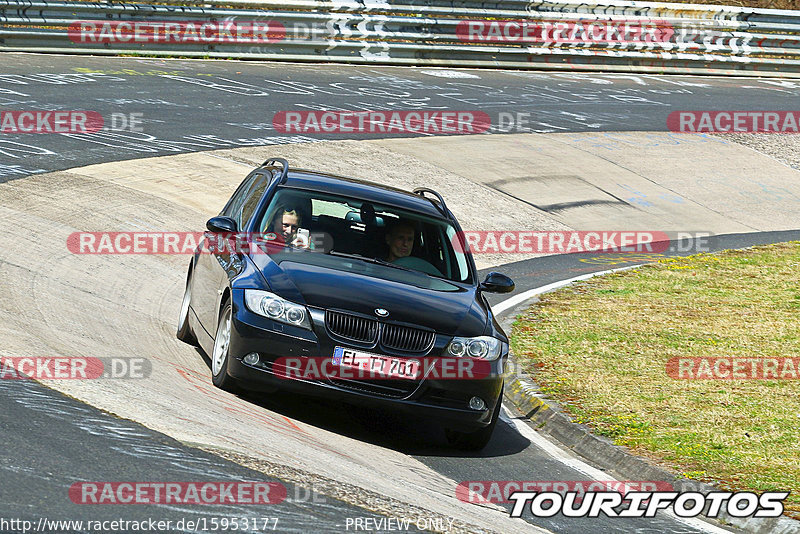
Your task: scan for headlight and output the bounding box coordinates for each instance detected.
[244,290,312,330]
[447,336,504,361]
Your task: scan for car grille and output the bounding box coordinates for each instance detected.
[381,323,435,353]
[325,311,435,353]
[328,378,418,399]
[325,310,378,343]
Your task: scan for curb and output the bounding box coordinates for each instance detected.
[498,295,800,534]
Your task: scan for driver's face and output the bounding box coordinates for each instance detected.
[275,213,299,241]
[386,226,414,261]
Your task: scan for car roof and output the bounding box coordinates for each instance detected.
[277,168,449,220]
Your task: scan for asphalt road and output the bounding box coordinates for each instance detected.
[0,344,720,534]
[2,54,798,533]
[0,378,416,533]
[3,53,800,181]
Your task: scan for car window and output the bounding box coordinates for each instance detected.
[312,198,352,218]
[446,225,468,280]
[256,188,473,284]
[221,171,261,220]
[238,173,268,229]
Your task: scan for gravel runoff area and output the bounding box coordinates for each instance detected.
[722,134,800,173]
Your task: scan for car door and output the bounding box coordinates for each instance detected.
[211,171,273,316]
[193,171,268,335]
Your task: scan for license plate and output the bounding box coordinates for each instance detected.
[332,346,420,380]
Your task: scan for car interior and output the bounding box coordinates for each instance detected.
[259,191,463,280]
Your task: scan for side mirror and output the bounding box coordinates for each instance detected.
[206,216,238,234]
[479,272,515,294]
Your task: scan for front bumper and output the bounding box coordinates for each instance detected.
[227,298,505,430]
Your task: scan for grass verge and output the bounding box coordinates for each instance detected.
[511,242,800,517]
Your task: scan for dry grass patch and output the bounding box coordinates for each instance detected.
[511,242,800,517]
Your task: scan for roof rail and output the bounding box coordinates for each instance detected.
[413,187,450,218]
[262,158,289,184]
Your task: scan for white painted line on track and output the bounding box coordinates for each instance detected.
[491,265,640,317]
[492,265,732,534]
[500,408,732,534]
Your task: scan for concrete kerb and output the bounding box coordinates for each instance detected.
[496,271,800,534]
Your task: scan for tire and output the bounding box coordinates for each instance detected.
[176,271,198,346]
[445,391,503,451]
[211,300,238,392]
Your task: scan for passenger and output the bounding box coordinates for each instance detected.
[267,207,311,249]
[385,219,415,262]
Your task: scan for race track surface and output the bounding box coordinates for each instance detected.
[2,54,799,533]
[3,53,800,180]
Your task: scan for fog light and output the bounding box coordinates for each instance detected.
[469,397,486,411]
[243,353,260,366]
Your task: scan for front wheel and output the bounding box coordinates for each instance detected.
[211,301,238,392]
[445,391,503,451]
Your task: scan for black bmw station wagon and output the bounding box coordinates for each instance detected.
[177,159,515,449]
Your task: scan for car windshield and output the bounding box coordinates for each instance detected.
[254,187,473,285]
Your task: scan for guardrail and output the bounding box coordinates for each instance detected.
[2,0,800,77]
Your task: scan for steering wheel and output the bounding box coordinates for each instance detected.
[392,256,442,277]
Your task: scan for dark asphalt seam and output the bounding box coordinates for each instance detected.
[545,135,762,232]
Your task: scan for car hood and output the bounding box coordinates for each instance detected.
[251,254,487,335]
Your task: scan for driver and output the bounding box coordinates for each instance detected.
[385,219,415,262]
[383,219,443,277]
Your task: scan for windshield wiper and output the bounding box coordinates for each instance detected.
[327,251,414,272]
